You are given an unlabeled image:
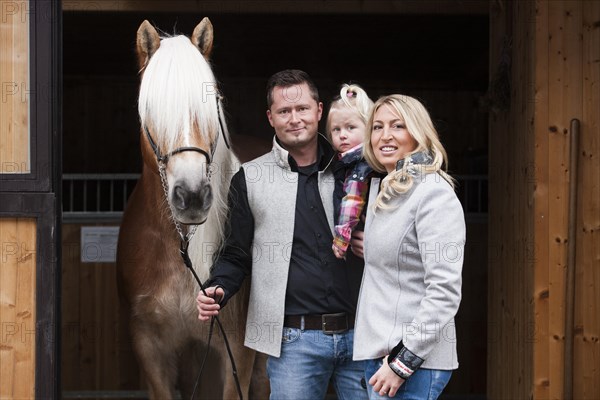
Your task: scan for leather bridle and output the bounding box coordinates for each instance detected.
[143,94,231,167]
[143,93,243,400]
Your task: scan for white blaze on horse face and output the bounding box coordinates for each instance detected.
[137,32,222,225]
[167,150,213,224]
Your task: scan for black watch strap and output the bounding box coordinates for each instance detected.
[388,341,424,380]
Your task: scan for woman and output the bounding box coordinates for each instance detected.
[354,95,466,399]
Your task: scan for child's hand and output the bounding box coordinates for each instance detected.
[332,244,346,259]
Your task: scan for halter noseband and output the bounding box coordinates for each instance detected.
[143,92,243,400]
[145,94,231,242]
[143,94,231,165]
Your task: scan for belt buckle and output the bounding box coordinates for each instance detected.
[321,312,348,335]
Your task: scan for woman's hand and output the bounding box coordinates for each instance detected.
[368,356,405,397]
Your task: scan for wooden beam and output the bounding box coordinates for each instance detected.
[488,1,536,398]
[62,0,489,14]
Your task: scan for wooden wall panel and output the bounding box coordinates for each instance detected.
[491,1,600,398]
[61,223,141,395]
[546,2,583,398]
[61,224,81,390]
[532,1,600,399]
[0,0,30,173]
[488,0,536,398]
[0,218,36,399]
[576,1,600,397]
[533,0,551,397]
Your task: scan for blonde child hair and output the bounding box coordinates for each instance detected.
[326,83,374,142]
[363,94,455,210]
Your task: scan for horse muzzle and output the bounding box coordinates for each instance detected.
[171,181,213,224]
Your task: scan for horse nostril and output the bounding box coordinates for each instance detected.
[173,183,212,215]
[173,185,191,210]
[201,184,213,209]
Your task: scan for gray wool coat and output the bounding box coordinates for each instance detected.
[353,172,466,370]
[242,135,336,357]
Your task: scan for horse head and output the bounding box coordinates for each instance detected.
[136,19,223,225]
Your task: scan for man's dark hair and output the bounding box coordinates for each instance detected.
[266,69,320,109]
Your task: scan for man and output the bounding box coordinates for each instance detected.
[197,70,367,399]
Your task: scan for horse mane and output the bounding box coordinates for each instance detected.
[138,33,238,282]
[138,34,219,154]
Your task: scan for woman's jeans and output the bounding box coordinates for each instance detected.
[266,327,368,400]
[364,359,452,400]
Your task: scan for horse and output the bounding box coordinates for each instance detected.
[116,18,261,399]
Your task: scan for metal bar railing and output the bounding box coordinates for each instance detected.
[455,174,488,223]
[62,174,140,222]
[62,173,487,222]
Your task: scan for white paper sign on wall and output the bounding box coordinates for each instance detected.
[80,226,120,263]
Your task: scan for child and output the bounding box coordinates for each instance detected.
[327,83,374,259]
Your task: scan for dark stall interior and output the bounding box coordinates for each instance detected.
[63,12,488,175]
[62,10,489,398]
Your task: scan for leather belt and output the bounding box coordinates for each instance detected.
[284,313,354,334]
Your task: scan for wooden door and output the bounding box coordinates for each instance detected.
[0,1,61,398]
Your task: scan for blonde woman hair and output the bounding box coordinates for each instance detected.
[363,94,455,210]
[326,83,374,141]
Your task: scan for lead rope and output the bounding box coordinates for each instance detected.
[154,109,243,399]
[157,164,243,400]
[180,239,243,400]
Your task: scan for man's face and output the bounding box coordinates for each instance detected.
[267,83,323,151]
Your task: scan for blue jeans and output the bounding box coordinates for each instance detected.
[267,328,368,400]
[364,359,452,400]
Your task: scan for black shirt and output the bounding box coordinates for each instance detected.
[208,138,362,316]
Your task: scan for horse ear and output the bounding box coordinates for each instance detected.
[192,17,214,59]
[136,20,161,69]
